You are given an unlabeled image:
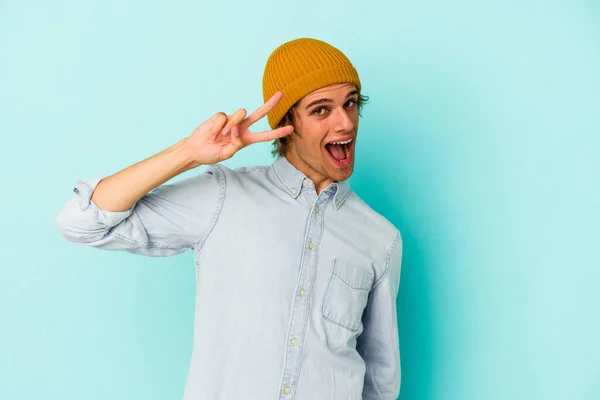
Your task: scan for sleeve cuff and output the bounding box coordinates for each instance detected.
[73,177,133,227]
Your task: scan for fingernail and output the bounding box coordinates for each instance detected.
[233,127,240,137]
[222,127,231,136]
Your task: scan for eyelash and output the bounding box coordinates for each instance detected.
[312,99,358,116]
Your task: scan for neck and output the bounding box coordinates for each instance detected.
[284,149,333,195]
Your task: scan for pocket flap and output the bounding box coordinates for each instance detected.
[332,259,374,291]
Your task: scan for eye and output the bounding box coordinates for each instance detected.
[312,107,328,116]
[345,99,358,108]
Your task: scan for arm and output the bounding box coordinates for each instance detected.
[357,232,403,400]
[55,92,294,256]
[89,138,200,213]
[55,164,223,256]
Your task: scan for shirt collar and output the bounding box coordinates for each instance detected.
[271,156,351,210]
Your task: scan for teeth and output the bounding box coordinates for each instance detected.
[330,138,353,145]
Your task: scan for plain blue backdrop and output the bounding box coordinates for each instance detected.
[1,1,599,399]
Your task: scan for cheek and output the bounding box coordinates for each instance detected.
[302,136,324,156]
[296,123,327,153]
[350,110,360,126]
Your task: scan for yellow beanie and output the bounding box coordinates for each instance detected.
[262,38,361,129]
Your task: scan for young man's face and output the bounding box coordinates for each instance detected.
[285,83,360,191]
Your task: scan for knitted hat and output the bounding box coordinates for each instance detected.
[262,38,361,129]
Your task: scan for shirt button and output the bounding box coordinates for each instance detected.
[335,200,339,207]
[290,338,298,346]
[314,206,319,213]
[283,386,291,394]
[308,241,314,249]
[299,289,306,297]
[291,188,297,195]
[303,178,309,186]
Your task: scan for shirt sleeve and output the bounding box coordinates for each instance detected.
[55,165,224,257]
[357,231,403,400]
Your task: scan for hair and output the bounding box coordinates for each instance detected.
[270,92,370,157]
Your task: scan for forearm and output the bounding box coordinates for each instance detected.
[91,138,200,212]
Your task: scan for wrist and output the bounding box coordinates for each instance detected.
[170,138,203,171]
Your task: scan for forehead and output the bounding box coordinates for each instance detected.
[299,83,358,104]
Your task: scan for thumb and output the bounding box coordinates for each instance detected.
[219,126,245,161]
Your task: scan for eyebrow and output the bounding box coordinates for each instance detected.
[304,90,359,110]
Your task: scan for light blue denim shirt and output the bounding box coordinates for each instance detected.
[56,156,403,400]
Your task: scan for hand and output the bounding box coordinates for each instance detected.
[185,91,294,165]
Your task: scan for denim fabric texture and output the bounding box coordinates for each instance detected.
[56,156,403,400]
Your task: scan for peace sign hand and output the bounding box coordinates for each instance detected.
[185,91,294,166]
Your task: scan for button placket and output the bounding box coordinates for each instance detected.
[277,195,327,399]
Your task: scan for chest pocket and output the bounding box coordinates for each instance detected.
[321,258,374,332]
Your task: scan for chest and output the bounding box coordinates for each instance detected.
[200,194,377,299]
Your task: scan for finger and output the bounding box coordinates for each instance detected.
[217,126,245,161]
[244,124,294,144]
[210,112,228,141]
[220,108,248,137]
[225,108,247,129]
[240,91,284,128]
[229,125,245,151]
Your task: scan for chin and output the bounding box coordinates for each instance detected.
[328,164,354,182]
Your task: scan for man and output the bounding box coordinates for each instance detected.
[56,38,403,400]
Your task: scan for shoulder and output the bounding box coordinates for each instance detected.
[211,162,269,176]
[211,163,277,189]
[344,190,402,277]
[346,190,401,241]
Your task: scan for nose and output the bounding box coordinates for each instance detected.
[333,108,355,133]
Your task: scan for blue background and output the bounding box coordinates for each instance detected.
[1,1,599,399]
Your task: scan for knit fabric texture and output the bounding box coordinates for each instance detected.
[262,38,361,129]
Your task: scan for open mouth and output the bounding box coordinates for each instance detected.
[325,138,353,167]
